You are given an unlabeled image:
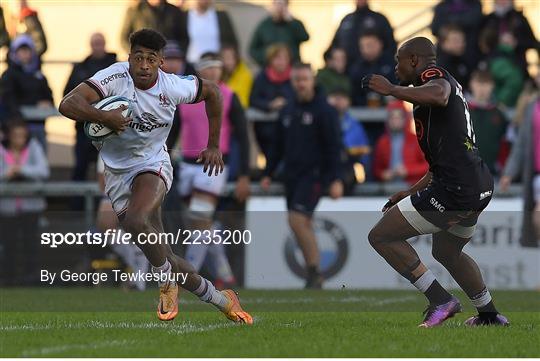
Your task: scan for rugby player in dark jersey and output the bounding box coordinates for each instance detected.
[362,37,509,327]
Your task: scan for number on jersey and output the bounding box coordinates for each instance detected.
[455,84,475,143]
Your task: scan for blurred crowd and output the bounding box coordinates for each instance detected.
[0,0,539,285]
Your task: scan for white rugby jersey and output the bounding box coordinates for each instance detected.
[85,62,199,171]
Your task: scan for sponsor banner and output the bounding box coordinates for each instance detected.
[246,197,540,290]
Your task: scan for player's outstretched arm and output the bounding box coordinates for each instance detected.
[195,78,225,176]
[59,83,130,132]
[363,75,451,107]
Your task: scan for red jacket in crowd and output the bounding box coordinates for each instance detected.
[373,101,429,185]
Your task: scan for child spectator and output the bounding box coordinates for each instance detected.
[316,47,351,96]
[468,70,508,175]
[327,88,370,194]
[0,118,49,285]
[489,32,525,107]
[373,100,428,185]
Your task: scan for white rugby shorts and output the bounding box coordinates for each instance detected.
[103,157,173,217]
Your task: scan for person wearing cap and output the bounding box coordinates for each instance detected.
[161,40,196,76]
[0,34,53,151]
[167,52,250,288]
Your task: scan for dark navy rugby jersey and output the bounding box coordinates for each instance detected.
[412,66,492,195]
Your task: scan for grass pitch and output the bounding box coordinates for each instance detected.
[1,288,538,357]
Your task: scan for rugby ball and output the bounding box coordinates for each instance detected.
[84,96,133,141]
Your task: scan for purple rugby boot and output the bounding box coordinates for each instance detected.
[418,296,462,328]
[464,313,510,326]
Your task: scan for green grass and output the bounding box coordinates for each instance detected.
[1,288,539,357]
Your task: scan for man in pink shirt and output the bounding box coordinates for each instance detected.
[167,52,250,286]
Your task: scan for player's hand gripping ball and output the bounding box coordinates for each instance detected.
[84,96,133,141]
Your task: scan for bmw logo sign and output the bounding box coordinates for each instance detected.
[284,218,349,279]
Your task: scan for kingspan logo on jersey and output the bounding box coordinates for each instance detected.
[284,218,348,280]
[128,112,168,132]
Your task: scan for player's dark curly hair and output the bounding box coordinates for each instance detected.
[129,29,167,52]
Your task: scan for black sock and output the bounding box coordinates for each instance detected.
[424,280,453,305]
[307,265,320,278]
[478,301,498,316]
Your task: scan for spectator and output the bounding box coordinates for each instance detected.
[261,63,343,289]
[431,0,483,68]
[63,33,117,186]
[221,44,253,109]
[167,52,250,287]
[480,0,539,77]
[0,34,53,151]
[468,70,508,175]
[316,47,351,96]
[436,24,473,91]
[185,0,238,64]
[161,40,196,76]
[0,6,8,128]
[373,100,428,185]
[121,0,188,53]
[14,0,47,58]
[512,73,540,132]
[249,44,294,161]
[0,118,49,285]
[0,5,8,50]
[329,0,396,67]
[327,88,370,194]
[499,96,539,247]
[488,32,524,107]
[249,0,309,67]
[348,30,396,107]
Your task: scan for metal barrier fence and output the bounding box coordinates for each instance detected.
[16,105,517,124]
[0,181,524,228]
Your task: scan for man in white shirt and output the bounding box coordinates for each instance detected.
[59,29,252,324]
[186,0,238,63]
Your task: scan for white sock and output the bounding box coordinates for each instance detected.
[192,276,229,311]
[412,270,436,293]
[152,259,174,287]
[208,242,234,282]
[470,288,492,308]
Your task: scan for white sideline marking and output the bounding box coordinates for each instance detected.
[22,340,134,357]
[1,320,240,334]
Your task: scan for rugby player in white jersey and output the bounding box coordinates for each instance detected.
[59,29,252,324]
